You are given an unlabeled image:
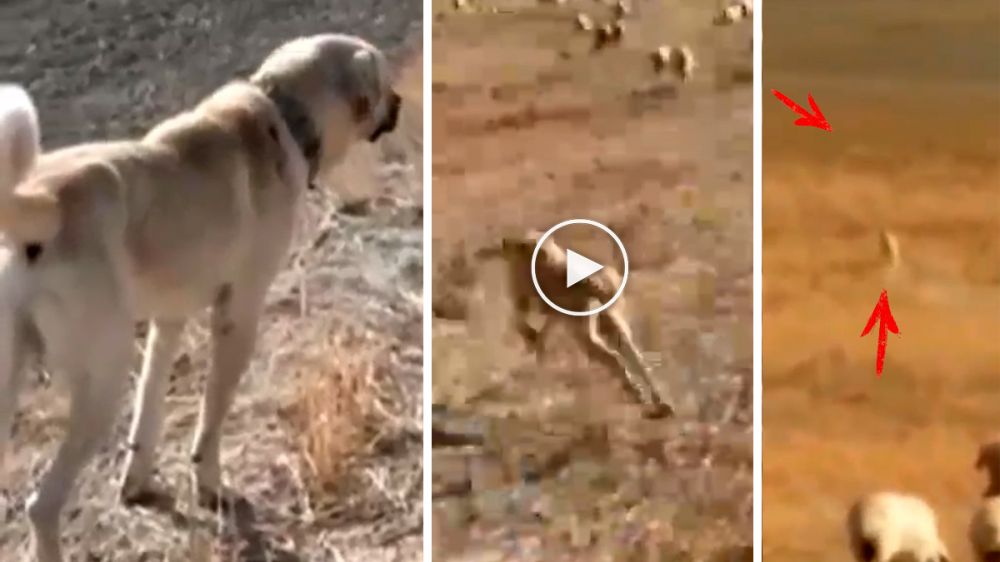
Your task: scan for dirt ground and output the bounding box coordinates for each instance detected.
[762,1,1000,560]
[0,1,423,561]
[431,0,752,560]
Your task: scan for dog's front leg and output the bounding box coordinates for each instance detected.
[120,318,185,505]
[191,285,261,508]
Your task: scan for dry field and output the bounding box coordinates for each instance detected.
[763,1,1000,560]
[0,1,423,560]
[431,0,752,560]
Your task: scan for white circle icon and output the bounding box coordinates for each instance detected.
[531,219,629,317]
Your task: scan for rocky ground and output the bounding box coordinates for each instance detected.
[0,1,423,561]
[430,0,753,560]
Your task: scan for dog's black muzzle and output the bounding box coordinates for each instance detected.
[368,90,402,142]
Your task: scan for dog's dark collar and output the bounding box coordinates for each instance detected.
[254,80,321,190]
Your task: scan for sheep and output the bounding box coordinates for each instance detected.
[593,23,612,50]
[713,0,752,26]
[970,497,1000,562]
[978,438,1000,497]
[612,0,630,19]
[609,19,625,42]
[846,491,951,562]
[593,20,624,50]
[651,45,697,81]
[575,12,595,32]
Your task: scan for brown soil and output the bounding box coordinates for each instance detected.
[431,0,752,560]
[0,1,423,561]
[763,1,1000,560]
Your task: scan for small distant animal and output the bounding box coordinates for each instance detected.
[575,12,595,32]
[714,0,752,25]
[610,19,625,42]
[651,44,697,81]
[612,0,630,19]
[593,20,625,50]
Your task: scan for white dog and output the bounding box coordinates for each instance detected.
[0,33,401,562]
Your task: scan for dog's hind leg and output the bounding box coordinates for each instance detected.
[191,284,263,507]
[120,318,185,505]
[26,311,131,562]
[598,310,674,418]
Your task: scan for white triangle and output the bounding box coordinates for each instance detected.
[566,249,604,288]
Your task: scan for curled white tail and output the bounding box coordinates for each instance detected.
[0,84,40,194]
[0,84,59,242]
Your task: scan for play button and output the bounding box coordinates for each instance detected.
[565,249,604,288]
[530,219,629,317]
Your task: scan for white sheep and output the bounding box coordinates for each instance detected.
[713,0,752,26]
[970,496,1000,561]
[575,12,594,32]
[650,45,697,81]
[846,491,951,562]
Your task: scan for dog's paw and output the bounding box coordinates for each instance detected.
[121,481,175,511]
[640,400,675,420]
[196,486,246,513]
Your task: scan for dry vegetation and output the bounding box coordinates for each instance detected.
[763,1,1000,560]
[0,1,423,560]
[431,0,752,560]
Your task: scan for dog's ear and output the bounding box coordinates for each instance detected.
[349,49,380,124]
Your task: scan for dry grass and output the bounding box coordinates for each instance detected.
[290,330,396,499]
[762,1,1000,560]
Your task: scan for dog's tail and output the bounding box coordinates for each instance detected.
[0,84,60,243]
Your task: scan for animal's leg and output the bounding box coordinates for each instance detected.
[574,300,672,417]
[27,318,130,562]
[120,318,185,504]
[574,306,631,373]
[512,294,541,348]
[599,309,674,416]
[190,286,262,506]
[533,315,552,363]
[0,324,28,478]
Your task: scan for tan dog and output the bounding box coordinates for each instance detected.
[476,231,673,419]
[0,33,401,562]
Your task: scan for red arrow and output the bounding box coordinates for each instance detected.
[771,89,832,131]
[860,289,900,376]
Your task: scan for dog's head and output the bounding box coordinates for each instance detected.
[500,229,546,258]
[251,34,402,181]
